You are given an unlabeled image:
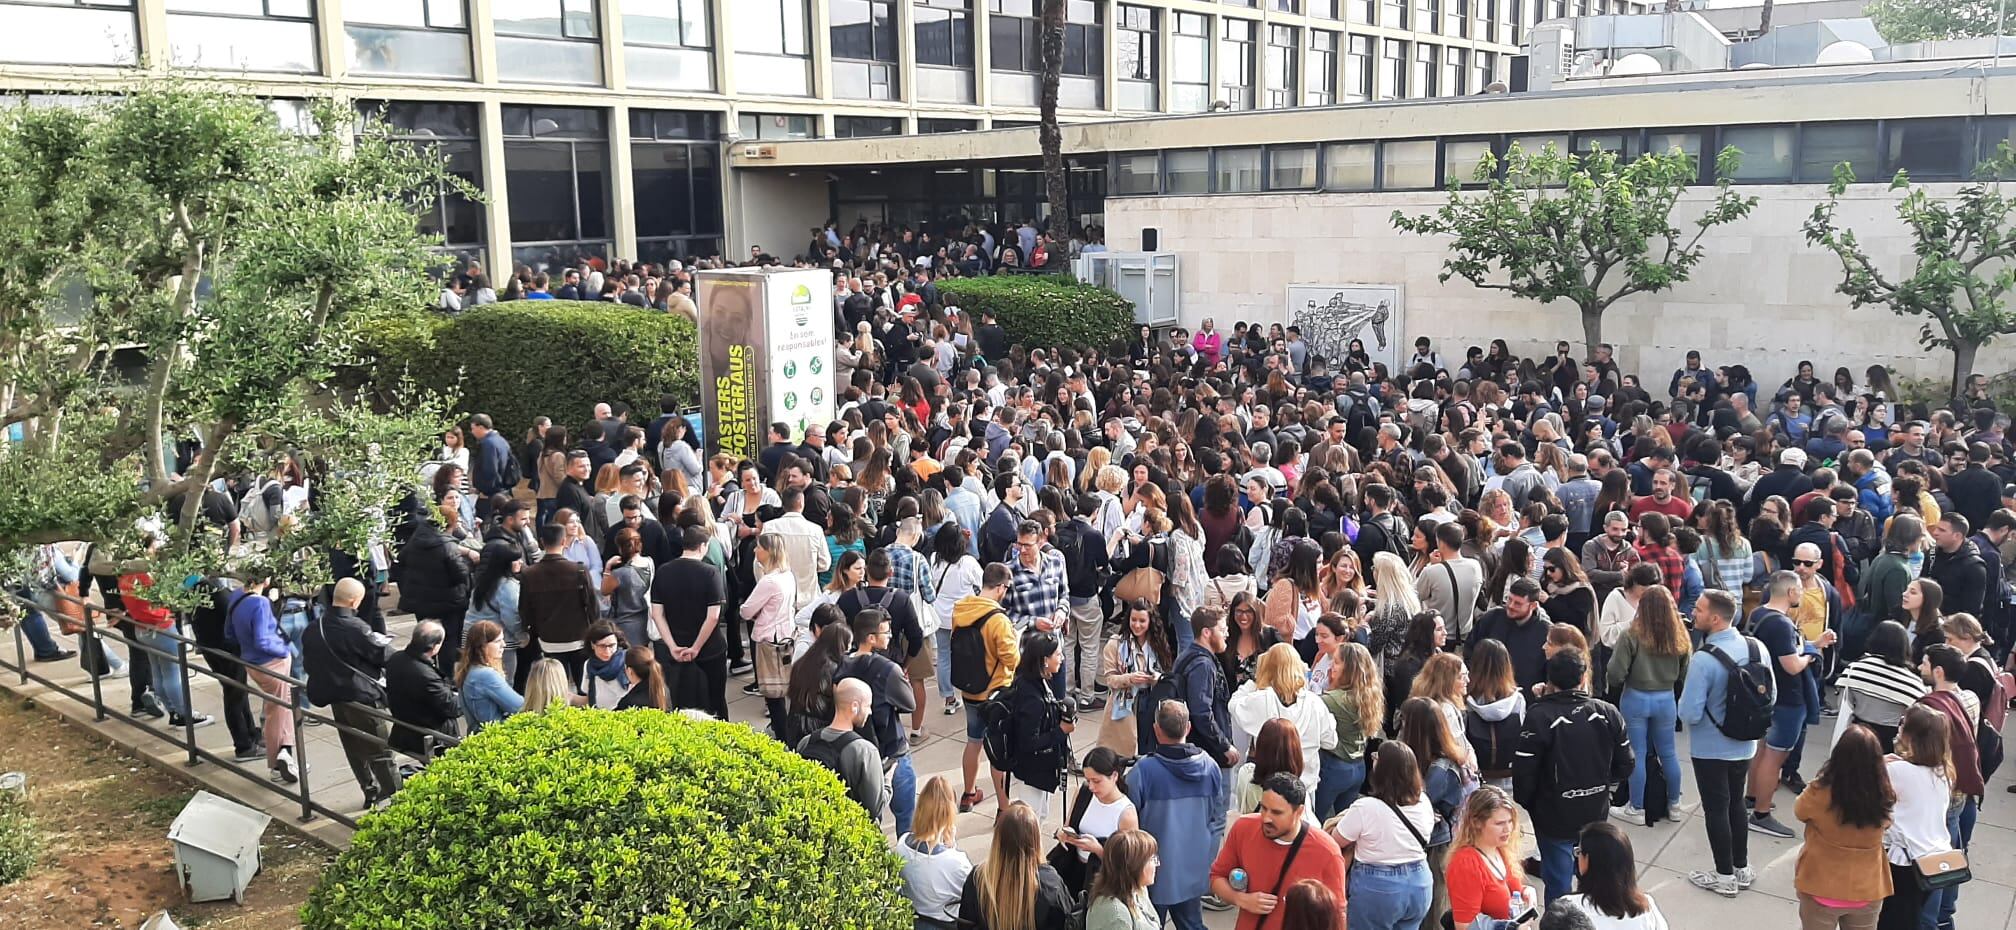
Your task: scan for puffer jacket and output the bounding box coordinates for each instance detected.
[1511,690,1634,839]
[396,522,470,617]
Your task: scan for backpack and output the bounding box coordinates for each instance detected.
[978,687,1020,769]
[1463,706,1522,779]
[1970,654,2014,732]
[1340,391,1377,443]
[1684,470,1714,507]
[1132,650,1213,750]
[498,440,524,490]
[238,478,280,538]
[1703,637,1776,741]
[797,727,866,779]
[949,608,1005,695]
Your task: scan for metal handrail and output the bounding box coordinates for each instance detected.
[2,583,463,829]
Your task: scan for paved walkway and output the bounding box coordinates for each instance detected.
[7,612,2016,930]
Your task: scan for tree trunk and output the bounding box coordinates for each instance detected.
[1951,340,1979,399]
[1580,305,1605,362]
[1757,0,1774,35]
[1038,0,1069,245]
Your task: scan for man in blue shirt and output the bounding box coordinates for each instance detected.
[1746,571,1831,840]
[1679,588,1767,898]
[523,272,555,300]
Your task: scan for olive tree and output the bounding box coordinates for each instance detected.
[0,85,456,599]
[1390,143,1758,355]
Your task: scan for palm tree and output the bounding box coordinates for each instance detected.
[1758,0,1775,35]
[1038,0,1069,246]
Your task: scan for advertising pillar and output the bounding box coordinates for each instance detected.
[695,267,835,459]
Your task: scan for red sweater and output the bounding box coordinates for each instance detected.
[118,573,175,631]
[1447,845,1527,925]
[1209,815,1348,930]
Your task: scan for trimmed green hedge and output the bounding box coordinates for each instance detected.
[302,708,909,930]
[937,275,1135,355]
[354,301,698,440]
[0,786,37,885]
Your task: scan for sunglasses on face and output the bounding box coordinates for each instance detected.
[1793,559,1819,567]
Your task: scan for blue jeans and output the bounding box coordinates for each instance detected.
[1158,898,1205,930]
[1934,796,1976,930]
[280,600,312,711]
[1537,834,1576,903]
[134,626,190,718]
[891,755,917,836]
[1210,763,1233,849]
[1346,860,1431,930]
[1621,687,1682,810]
[1316,753,1365,820]
[933,627,955,699]
[18,605,64,659]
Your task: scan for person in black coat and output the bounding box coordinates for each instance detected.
[303,579,402,805]
[384,620,461,759]
[397,517,472,674]
[1949,445,2005,534]
[1003,633,1073,801]
[1742,451,1815,527]
[1927,513,1991,618]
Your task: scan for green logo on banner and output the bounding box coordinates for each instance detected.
[810,387,825,405]
[783,391,798,410]
[809,355,823,375]
[783,360,797,378]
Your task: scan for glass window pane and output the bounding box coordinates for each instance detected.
[560,0,596,37]
[427,0,463,27]
[1113,153,1160,194]
[1722,125,1794,180]
[1268,146,1316,189]
[625,44,713,90]
[168,15,317,72]
[1888,119,1964,179]
[1165,149,1209,194]
[625,0,691,44]
[1381,140,1436,189]
[496,34,601,83]
[1324,142,1374,190]
[346,25,472,78]
[438,140,483,245]
[690,144,721,232]
[1508,133,1566,156]
[1647,130,1702,165]
[1215,147,1262,192]
[1798,122,1877,182]
[633,142,693,237]
[1443,138,1492,185]
[0,6,137,65]
[346,0,427,28]
[506,141,579,241]
[733,53,811,94]
[493,0,562,36]
[574,142,610,239]
[165,0,262,14]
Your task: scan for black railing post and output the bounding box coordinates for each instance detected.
[85,607,105,723]
[177,629,197,766]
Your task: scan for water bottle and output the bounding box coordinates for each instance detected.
[1509,888,1527,920]
[1229,868,1249,893]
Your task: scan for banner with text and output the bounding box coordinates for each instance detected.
[696,268,834,459]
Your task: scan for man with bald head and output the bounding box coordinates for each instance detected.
[798,677,885,818]
[1745,569,1834,837]
[304,577,402,807]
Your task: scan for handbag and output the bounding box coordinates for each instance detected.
[1914,849,1971,891]
[52,581,88,635]
[1114,540,1165,606]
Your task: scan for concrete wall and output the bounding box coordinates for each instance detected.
[729,170,830,261]
[1105,182,2011,388]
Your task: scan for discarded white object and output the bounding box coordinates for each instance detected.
[166,790,270,904]
[139,912,182,930]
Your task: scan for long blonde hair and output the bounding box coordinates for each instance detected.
[521,658,569,712]
[1254,643,1309,704]
[1629,585,1691,658]
[978,802,1044,930]
[1330,642,1384,738]
[1452,785,1522,857]
[755,532,788,573]
[910,775,960,849]
[1411,652,1466,706]
[1370,551,1422,616]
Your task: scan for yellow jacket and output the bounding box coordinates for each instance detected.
[951,594,1019,700]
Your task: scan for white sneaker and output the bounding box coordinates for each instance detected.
[1689,870,1739,898]
[1669,799,1698,817]
[1611,805,1647,826]
[1734,866,1756,890]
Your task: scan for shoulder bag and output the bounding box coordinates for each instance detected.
[1114,539,1165,607]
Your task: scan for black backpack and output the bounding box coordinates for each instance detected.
[497,440,524,490]
[798,728,866,778]
[978,686,1020,769]
[1463,706,1522,780]
[949,608,1005,696]
[1133,650,1213,751]
[1703,637,1776,741]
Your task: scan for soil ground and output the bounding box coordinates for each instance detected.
[0,697,326,930]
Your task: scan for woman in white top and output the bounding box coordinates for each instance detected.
[894,776,972,930]
[1229,644,1338,795]
[1331,741,1435,930]
[1054,747,1141,895]
[1878,704,1956,930]
[791,550,863,662]
[1560,822,1668,930]
[927,524,985,713]
[740,534,798,723]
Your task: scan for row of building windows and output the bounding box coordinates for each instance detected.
[1108,117,2010,196]
[0,0,1559,110]
[356,101,724,271]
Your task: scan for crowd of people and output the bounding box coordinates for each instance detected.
[13,236,2016,930]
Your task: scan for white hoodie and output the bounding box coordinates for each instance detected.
[1229,682,1338,794]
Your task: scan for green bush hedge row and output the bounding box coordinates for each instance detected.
[936,275,1136,356]
[353,301,699,441]
[0,788,38,886]
[303,707,910,930]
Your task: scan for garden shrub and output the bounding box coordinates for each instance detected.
[302,707,909,930]
[0,787,39,885]
[937,275,1135,355]
[352,302,699,440]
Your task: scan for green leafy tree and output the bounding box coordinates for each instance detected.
[1803,148,2016,393]
[1868,0,2000,42]
[0,84,458,601]
[1390,143,1759,355]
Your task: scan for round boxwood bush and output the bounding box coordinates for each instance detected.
[936,275,1134,356]
[351,301,699,440]
[302,708,909,930]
